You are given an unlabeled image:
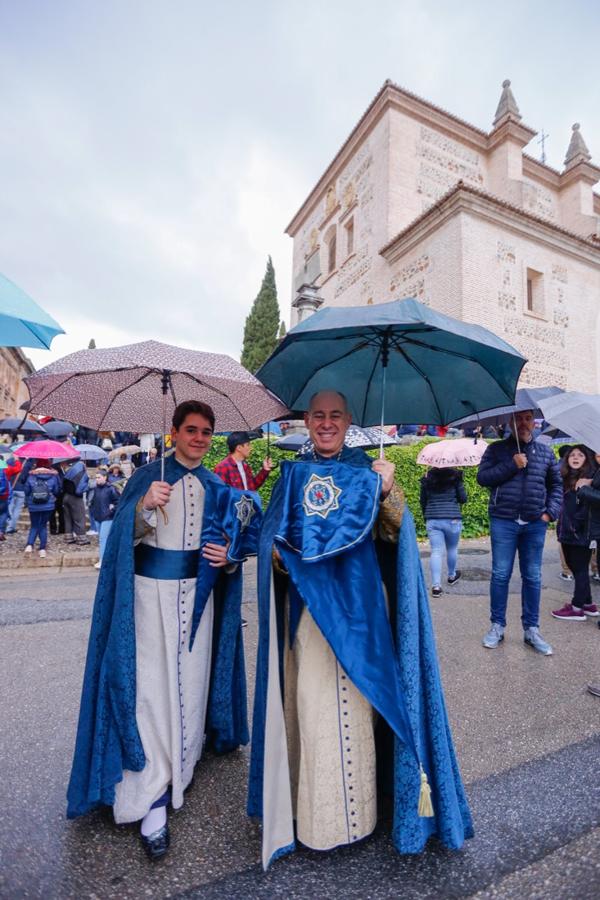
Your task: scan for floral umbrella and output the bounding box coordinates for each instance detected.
[23,340,288,479]
[23,340,287,434]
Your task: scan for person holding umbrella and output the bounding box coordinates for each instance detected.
[420,467,467,597]
[60,456,90,545]
[67,400,262,861]
[23,459,61,558]
[477,410,562,654]
[248,390,473,869]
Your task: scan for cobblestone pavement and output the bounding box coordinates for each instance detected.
[1,537,599,899]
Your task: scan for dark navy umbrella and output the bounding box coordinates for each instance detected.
[257,299,525,453]
[0,416,48,435]
[43,420,75,439]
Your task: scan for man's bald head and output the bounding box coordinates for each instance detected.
[308,390,349,414]
[305,390,352,458]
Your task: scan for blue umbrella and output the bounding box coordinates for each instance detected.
[74,444,109,461]
[0,416,48,435]
[257,299,525,450]
[448,386,565,430]
[44,420,75,439]
[0,272,64,350]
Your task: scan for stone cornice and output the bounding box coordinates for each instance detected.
[285,80,544,237]
[558,159,600,189]
[380,182,600,267]
[522,154,562,187]
[487,118,537,151]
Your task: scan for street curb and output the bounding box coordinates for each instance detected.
[0,550,98,574]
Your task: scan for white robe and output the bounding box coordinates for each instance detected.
[113,470,214,824]
[284,606,377,850]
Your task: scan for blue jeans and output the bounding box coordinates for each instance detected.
[426,518,463,587]
[98,520,113,562]
[489,517,548,629]
[7,490,25,532]
[27,509,52,550]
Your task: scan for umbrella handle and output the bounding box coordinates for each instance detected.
[379,363,387,459]
[512,413,521,454]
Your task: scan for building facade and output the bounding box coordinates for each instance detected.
[286,81,600,391]
[0,346,35,419]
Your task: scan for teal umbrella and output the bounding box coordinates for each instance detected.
[0,272,64,349]
[257,299,526,446]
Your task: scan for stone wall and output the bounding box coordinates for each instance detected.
[460,215,599,391]
[291,114,391,322]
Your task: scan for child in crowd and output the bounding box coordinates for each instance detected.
[90,466,120,569]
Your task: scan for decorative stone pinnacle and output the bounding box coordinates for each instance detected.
[564,122,592,168]
[493,79,522,127]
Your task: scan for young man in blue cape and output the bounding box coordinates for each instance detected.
[248,390,473,869]
[67,400,261,860]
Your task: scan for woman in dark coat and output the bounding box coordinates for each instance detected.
[420,467,467,597]
[552,445,598,621]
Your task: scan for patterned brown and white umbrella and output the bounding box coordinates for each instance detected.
[23,340,288,434]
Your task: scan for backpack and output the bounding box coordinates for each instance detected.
[63,464,86,496]
[31,476,51,504]
[0,470,9,501]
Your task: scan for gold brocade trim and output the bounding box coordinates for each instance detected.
[375,483,405,544]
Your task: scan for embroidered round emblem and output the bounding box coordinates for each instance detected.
[235,494,256,530]
[302,473,342,519]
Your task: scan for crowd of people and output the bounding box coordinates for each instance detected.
[420,410,600,671]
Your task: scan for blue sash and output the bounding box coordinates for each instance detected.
[134,544,200,580]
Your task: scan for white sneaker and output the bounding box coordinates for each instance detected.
[24,545,33,554]
[86,529,97,536]
[94,561,101,569]
[39,549,46,558]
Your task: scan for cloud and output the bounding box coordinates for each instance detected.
[1,0,598,374]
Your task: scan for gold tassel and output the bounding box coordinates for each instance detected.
[418,765,434,818]
[159,506,169,526]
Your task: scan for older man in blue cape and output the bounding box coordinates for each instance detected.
[67,401,261,860]
[248,390,473,869]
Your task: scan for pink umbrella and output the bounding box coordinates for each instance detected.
[416,438,487,468]
[14,439,80,460]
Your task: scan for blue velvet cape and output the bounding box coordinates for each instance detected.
[248,447,473,863]
[67,455,260,819]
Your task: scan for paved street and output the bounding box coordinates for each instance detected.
[1,538,599,899]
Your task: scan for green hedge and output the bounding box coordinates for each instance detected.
[204,436,496,539]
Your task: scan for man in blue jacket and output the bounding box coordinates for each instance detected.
[477,410,562,654]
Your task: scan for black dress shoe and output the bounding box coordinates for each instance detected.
[141,824,170,860]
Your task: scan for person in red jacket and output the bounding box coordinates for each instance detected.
[214,431,274,491]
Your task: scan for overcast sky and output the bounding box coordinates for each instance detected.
[1,0,598,370]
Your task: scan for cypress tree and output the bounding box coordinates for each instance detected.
[88,338,96,349]
[240,257,280,372]
[278,320,286,339]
